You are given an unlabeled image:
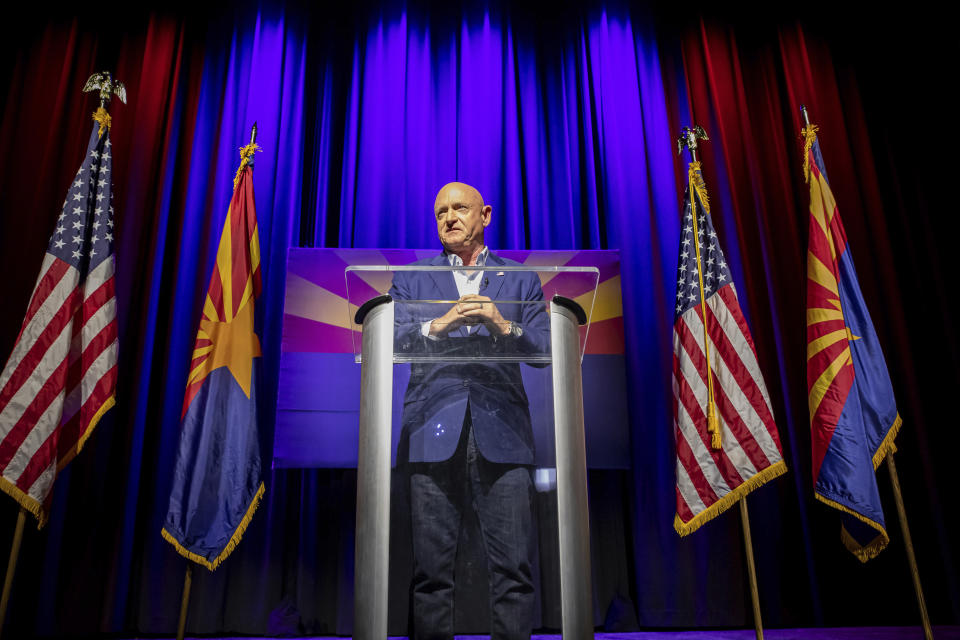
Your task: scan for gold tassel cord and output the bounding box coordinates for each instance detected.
[801,124,819,184]
[234,142,262,189]
[688,162,721,450]
[689,163,711,215]
[92,107,112,138]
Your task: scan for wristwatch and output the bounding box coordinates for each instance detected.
[506,321,523,338]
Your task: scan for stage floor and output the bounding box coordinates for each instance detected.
[150,629,960,640]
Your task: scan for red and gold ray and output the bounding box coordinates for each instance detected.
[805,142,857,477]
[182,162,262,416]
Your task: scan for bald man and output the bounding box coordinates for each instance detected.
[388,183,549,640]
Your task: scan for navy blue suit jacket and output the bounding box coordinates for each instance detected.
[388,252,549,465]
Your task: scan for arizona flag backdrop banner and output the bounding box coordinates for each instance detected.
[162,143,265,570]
[804,123,901,561]
[273,248,629,469]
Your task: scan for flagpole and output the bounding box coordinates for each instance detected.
[885,452,934,640]
[0,508,27,638]
[678,127,764,640]
[739,499,764,640]
[176,563,193,640]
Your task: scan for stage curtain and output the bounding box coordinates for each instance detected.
[0,2,956,636]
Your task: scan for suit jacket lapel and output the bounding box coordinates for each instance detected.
[427,253,459,302]
[483,252,508,301]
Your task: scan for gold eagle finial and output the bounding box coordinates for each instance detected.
[677,125,709,157]
[83,71,127,108]
[83,71,126,137]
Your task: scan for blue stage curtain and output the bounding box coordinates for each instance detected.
[0,1,956,636]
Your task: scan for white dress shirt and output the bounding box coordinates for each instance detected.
[422,246,489,337]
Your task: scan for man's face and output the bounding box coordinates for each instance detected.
[434,183,490,254]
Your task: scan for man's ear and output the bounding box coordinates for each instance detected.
[482,204,492,227]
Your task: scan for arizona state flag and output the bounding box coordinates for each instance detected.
[804,122,900,562]
[162,140,264,570]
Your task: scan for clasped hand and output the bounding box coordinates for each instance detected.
[429,294,510,337]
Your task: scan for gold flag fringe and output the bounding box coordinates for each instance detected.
[0,476,46,529]
[675,460,787,536]
[841,525,887,562]
[871,413,902,470]
[0,393,116,529]
[57,394,116,472]
[161,481,266,571]
[814,492,889,562]
[812,413,901,562]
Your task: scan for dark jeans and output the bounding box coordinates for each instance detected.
[409,416,534,640]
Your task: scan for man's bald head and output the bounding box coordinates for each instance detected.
[434,182,485,211]
[433,182,491,263]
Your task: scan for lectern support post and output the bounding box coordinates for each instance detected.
[353,299,394,640]
[551,301,594,639]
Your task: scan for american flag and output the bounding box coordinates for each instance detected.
[0,119,118,527]
[673,162,786,535]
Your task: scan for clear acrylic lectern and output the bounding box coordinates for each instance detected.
[347,265,599,640]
